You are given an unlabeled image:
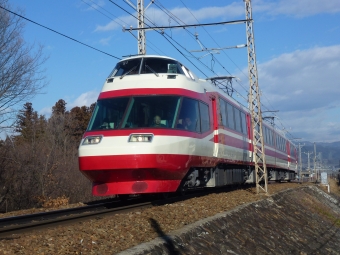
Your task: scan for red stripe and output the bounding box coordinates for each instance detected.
[216,133,248,150]
[99,88,209,102]
[83,129,213,139]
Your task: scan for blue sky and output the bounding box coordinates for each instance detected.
[5,0,340,142]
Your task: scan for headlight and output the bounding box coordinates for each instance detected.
[128,134,153,142]
[82,136,102,145]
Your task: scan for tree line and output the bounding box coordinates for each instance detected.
[0,0,102,212]
[0,99,96,212]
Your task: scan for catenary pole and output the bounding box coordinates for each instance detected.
[124,0,154,55]
[244,0,268,194]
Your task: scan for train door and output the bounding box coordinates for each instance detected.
[287,141,291,169]
[212,97,219,157]
[273,133,277,168]
[246,114,253,162]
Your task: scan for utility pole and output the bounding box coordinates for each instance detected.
[124,0,154,55]
[303,151,313,177]
[313,142,317,181]
[244,0,268,194]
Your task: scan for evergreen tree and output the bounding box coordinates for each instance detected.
[15,102,45,141]
[52,99,67,115]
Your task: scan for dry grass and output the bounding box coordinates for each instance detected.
[36,195,70,208]
[329,177,340,197]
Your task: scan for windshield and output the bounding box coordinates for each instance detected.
[141,58,184,75]
[108,57,185,77]
[109,58,141,77]
[87,96,182,130]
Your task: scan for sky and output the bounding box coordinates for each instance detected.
[4,0,340,143]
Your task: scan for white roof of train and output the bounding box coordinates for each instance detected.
[103,55,255,118]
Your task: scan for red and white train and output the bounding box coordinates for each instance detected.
[78,55,297,196]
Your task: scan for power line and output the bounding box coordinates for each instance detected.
[176,0,290,133]
[81,0,127,27]
[154,1,250,103]
[81,0,164,55]
[125,19,247,30]
[0,4,121,60]
[109,0,209,77]
[117,0,250,107]
[109,1,291,136]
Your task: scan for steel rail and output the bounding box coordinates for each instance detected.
[0,201,152,237]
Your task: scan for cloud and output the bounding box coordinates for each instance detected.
[81,0,105,12]
[95,16,136,32]
[256,45,340,142]
[68,90,99,109]
[99,36,112,45]
[94,4,244,32]
[94,1,340,33]
[39,106,52,116]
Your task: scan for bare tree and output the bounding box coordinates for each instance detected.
[0,0,47,132]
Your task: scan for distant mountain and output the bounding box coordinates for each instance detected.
[299,141,340,169]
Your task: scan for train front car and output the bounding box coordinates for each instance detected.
[78,56,215,196]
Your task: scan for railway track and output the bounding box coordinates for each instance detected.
[0,191,205,238]
[0,199,154,238]
[0,183,273,238]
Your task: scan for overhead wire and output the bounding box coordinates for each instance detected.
[0,4,121,60]
[151,2,251,105]
[153,0,249,103]
[108,0,209,77]
[176,0,291,134]
[81,0,127,27]
[81,0,164,55]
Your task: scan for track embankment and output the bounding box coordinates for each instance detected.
[118,186,340,255]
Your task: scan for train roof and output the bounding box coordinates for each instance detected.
[104,54,251,110]
[119,54,177,61]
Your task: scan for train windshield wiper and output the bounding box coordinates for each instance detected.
[145,65,159,77]
[120,66,137,79]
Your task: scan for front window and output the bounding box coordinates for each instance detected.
[107,57,185,78]
[109,58,142,77]
[87,96,210,132]
[87,96,181,130]
[141,58,184,75]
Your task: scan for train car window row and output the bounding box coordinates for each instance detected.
[259,124,289,153]
[275,135,287,153]
[87,96,210,133]
[219,98,247,135]
[263,126,274,147]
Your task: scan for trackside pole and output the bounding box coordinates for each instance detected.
[244,0,268,194]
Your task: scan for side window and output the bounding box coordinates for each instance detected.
[226,103,235,130]
[234,108,242,133]
[241,112,247,135]
[269,130,273,146]
[263,126,267,144]
[178,97,200,132]
[199,102,210,132]
[219,99,227,127]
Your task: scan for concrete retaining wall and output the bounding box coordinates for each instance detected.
[117,186,340,255]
